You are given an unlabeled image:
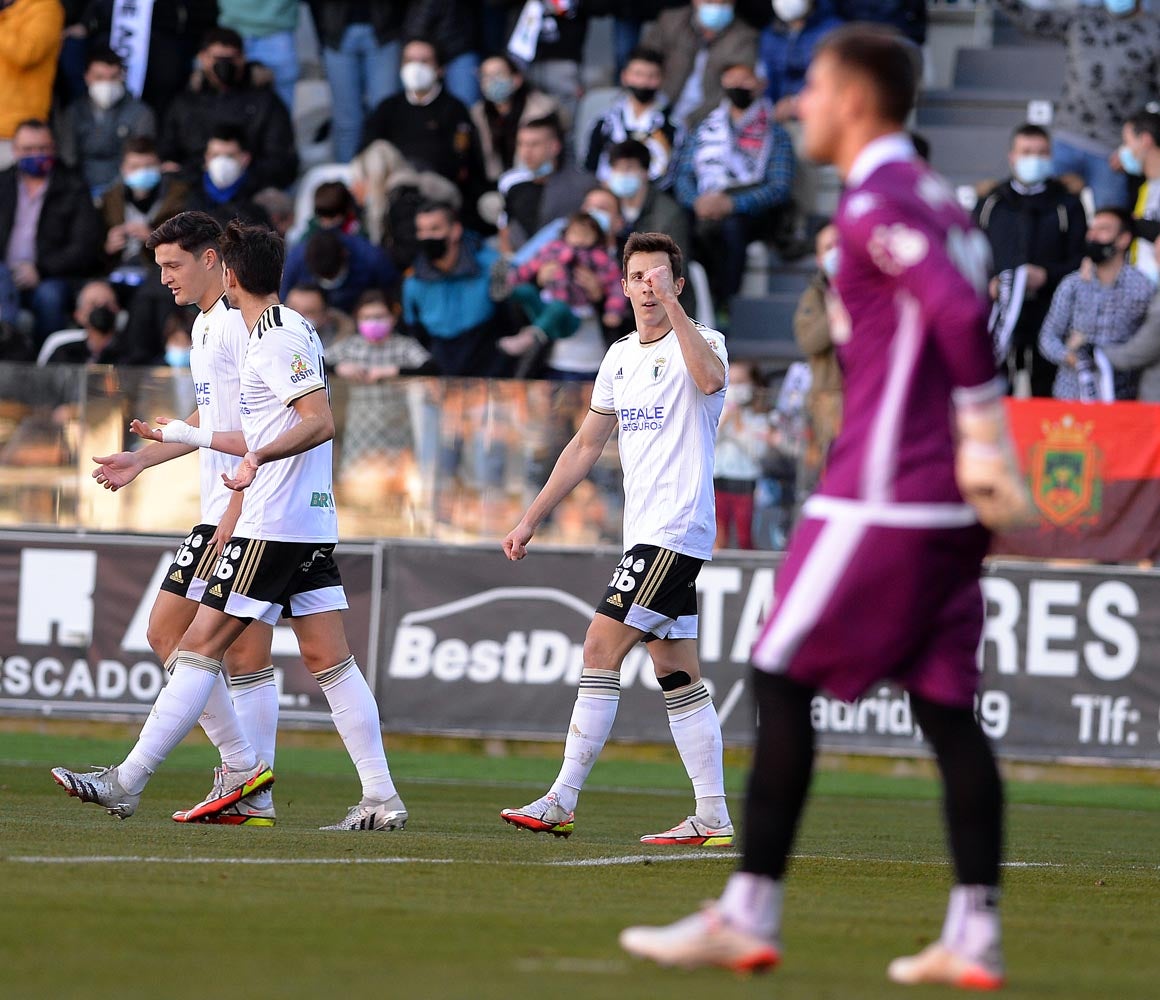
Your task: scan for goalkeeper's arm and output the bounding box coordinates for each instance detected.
[953,380,1038,531]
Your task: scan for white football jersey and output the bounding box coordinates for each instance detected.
[591,324,728,560]
[233,304,338,543]
[191,295,249,525]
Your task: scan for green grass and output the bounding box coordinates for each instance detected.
[1,726,1158,999]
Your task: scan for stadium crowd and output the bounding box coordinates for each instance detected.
[2,0,1160,549]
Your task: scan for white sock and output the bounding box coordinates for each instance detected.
[198,671,252,767]
[316,656,397,803]
[718,872,783,942]
[549,668,620,813]
[120,652,252,795]
[231,666,279,809]
[941,885,1002,961]
[664,680,729,827]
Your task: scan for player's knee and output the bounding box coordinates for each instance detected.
[146,620,178,663]
[582,633,621,673]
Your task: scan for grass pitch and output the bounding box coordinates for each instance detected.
[1,725,1158,1000]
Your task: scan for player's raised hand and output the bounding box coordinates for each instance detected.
[503,522,534,561]
[643,265,677,302]
[90,450,143,491]
[223,452,261,492]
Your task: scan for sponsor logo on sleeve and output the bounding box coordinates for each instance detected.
[290,352,317,384]
[868,223,929,276]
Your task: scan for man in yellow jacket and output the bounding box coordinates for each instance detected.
[0,0,64,168]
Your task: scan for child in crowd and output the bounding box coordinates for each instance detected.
[500,212,627,365]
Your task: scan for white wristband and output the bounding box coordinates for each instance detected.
[159,419,214,449]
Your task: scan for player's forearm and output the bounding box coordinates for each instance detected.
[137,440,197,467]
[253,412,334,466]
[209,430,249,457]
[666,299,726,394]
[519,437,602,530]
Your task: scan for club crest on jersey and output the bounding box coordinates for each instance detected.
[868,223,929,276]
[652,357,667,381]
[290,352,316,383]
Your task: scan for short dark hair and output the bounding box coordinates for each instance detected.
[622,231,683,282]
[122,136,158,158]
[482,52,521,76]
[402,35,444,67]
[719,61,757,80]
[288,282,326,301]
[414,200,458,225]
[304,229,347,281]
[220,220,285,297]
[1094,205,1135,235]
[313,181,356,219]
[202,27,244,52]
[1126,108,1160,146]
[564,212,604,244]
[208,122,249,151]
[13,118,50,136]
[625,46,664,71]
[519,114,563,142]
[354,288,398,315]
[146,211,223,255]
[608,139,650,172]
[816,24,919,125]
[85,46,123,71]
[1011,122,1051,147]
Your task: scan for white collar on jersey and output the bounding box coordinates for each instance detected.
[846,132,916,188]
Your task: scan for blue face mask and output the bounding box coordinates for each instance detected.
[607,171,642,199]
[697,2,735,32]
[1118,144,1144,176]
[1105,0,1137,15]
[586,208,612,234]
[17,154,54,178]
[165,347,191,368]
[124,166,161,192]
[821,246,839,278]
[1013,155,1053,186]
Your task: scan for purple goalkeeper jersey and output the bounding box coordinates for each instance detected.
[821,134,998,515]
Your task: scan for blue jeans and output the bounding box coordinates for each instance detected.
[243,30,299,115]
[443,51,481,110]
[1052,138,1129,211]
[0,264,18,325]
[323,26,401,162]
[613,17,644,75]
[22,278,73,346]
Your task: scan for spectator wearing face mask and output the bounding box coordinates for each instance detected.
[974,123,1087,398]
[500,115,596,252]
[0,119,104,342]
[1038,207,1153,401]
[402,0,483,109]
[359,38,488,217]
[608,140,690,254]
[673,60,796,310]
[282,226,398,316]
[760,0,842,123]
[100,137,186,279]
[585,47,677,185]
[56,47,156,197]
[995,0,1160,212]
[286,283,355,353]
[179,125,271,228]
[641,0,760,131]
[38,279,123,365]
[216,0,300,115]
[158,27,298,191]
[793,222,842,493]
[1117,109,1160,283]
[0,0,63,170]
[471,54,560,183]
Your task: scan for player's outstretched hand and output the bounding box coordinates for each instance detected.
[955,400,1039,531]
[129,417,164,442]
[643,265,677,302]
[223,452,261,492]
[90,450,143,491]
[503,523,534,561]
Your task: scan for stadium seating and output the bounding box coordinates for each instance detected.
[722,294,803,364]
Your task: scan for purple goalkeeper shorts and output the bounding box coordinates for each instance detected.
[751,513,990,709]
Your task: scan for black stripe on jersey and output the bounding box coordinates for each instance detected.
[255,304,284,339]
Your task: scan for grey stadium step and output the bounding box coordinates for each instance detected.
[916,89,1052,129]
[725,295,802,363]
[919,124,1014,189]
[951,46,1066,94]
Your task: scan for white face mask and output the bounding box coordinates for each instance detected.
[89,79,125,110]
[207,154,244,189]
[773,0,810,22]
[400,61,437,93]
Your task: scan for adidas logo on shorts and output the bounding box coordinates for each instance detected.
[209,584,223,597]
[606,592,624,608]
[169,570,183,583]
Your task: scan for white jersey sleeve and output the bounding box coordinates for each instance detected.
[253,305,328,406]
[590,338,624,415]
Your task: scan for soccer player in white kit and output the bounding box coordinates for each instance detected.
[66,211,280,825]
[54,221,407,831]
[500,231,734,846]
